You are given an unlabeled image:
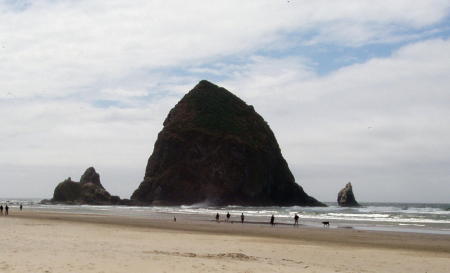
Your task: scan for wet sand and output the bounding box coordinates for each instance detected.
[0,211,449,272]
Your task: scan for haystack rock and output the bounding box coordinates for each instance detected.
[337,182,360,207]
[131,80,324,206]
[51,167,121,205]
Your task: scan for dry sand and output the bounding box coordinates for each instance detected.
[0,211,449,273]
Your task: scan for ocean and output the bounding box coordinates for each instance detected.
[1,198,449,235]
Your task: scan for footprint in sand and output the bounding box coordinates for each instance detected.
[0,263,10,270]
[145,250,256,261]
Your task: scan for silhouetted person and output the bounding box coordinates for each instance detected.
[5,205,8,216]
[215,213,220,222]
[226,212,230,222]
[173,216,176,222]
[294,214,299,226]
[241,213,244,224]
[0,205,3,215]
[270,214,275,226]
[20,204,23,211]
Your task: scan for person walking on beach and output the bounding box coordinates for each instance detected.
[5,205,9,216]
[241,213,244,224]
[270,214,275,226]
[215,213,220,222]
[20,204,23,211]
[0,205,3,215]
[226,212,230,222]
[294,214,299,226]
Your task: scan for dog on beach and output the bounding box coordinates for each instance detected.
[322,221,330,227]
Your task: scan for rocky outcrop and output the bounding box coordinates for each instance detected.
[80,167,102,188]
[52,177,81,202]
[51,167,121,205]
[131,80,324,206]
[337,182,360,207]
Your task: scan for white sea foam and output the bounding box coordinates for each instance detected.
[398,223,426,227]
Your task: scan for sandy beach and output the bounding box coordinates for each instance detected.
[0,211,448,273]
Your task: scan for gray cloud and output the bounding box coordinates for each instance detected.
[221,39,450,202]
[0,1,449,202]
[1,0,448,98]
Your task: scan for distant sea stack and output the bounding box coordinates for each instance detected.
[50,167,121,205]
[337,182,360,207]
[131,80,324,206]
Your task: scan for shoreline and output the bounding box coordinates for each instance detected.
[3,199,449,236]
[8,210,450,253]
[1,211,449,273]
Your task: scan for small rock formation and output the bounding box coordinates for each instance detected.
[131,80,324,206]
[51,167,121,205]
[80,167,102,188]
[337,182,360,207]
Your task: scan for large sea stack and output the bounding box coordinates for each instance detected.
[51,167,121,205]
[337,182,360,207]
[131,80,324,206]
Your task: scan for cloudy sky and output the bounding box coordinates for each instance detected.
[1,0,449,203]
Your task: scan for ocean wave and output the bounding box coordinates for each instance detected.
[327,213,390,218]
[398,223,426,227]
[299,214,450,224]
[6,199,450,229]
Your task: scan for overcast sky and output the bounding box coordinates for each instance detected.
[1,0,449,203]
